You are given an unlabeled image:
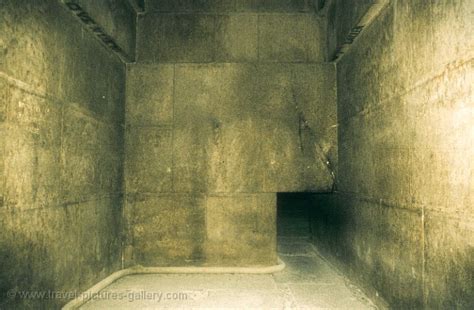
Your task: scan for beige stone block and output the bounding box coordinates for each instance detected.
[126,64,174,126]
[125,127,173,194]
[124,194,206,266]
[258,14,324,62]
[204,194,277,266]
[215,14,258,62]
[137,14,216,63]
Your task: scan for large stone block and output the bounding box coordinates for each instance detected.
[257,64,336,137]
[125,127,173,194]
[137,13,216,63]
[61,106,122,203]
[0,79,7,123]
[330,1,473,308]
[66,0,137,59]
[351,201,424,309]
[410,147,473,217]
[236,0,311,12]
[255,64,305,122]
[0,196,122,309]
[204,194,277,266]
[215,14,258,62]
[407,60,474,152]
[258,14,324,62]
[126,64,174,126]
[0,0,63,96]
[423,212,474,309]
[205,119,266,193]
[1,2,124,309]
[371,147,412,205]
[331,0,375,49]
[175,63,259,121]
[146,0,236,12]
[390,1,434,89]
[172,122,213,193]
[255,64,336,191]
[56,4,126,117]
[311,195,424,308]
[336,6,396,121]
[0,125,5,209]
[67,49,112,118]
[258,119,333,192]
[3,125,61,209]
[4,81,62,129]
[124,193,206,266]
[430,0,474,72]
[173,64,260,193]
[3,87,61,209]
[173,63,335,193]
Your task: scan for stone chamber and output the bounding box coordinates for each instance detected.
[0,0,472,309]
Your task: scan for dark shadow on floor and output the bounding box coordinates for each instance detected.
[277,192,314,239]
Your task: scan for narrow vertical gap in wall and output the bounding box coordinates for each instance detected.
[277,193,313,240]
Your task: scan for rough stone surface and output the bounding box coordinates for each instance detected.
[126,64,174,126]
[67,0,137,60]
[145,0,318,13]
[172,63,335,193]
[128,3,335,268]
[236,0,312,12]
[124,193,207,267]
[312,0,474,309]
[326,0,376,59]
[423,212,474,309]
[145,0,236,13]
[125,127,173,193]
[204,194,277,266]
[0,1,125,308]
[215,14,259,62]
[137,13,216,63]
[124,193,277,267]
[258,13,324,62]
[137,12,326,63]
[125,62,336,266]
[126,63,336,194]
[129,0,145,11]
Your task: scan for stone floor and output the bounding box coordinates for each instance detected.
[80,237,376,309]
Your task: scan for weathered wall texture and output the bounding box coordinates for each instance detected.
[125,1,337,267]
[0,0,125,308]
[312,0,473,309]
[129,0,145,12]
[145,0,327,13]
[65,0,137,60]
[138,1,327,63]
[325,0,376,59]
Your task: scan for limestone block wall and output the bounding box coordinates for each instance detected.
[124,0,337,267]
[325,0,376,59]
[0,1,126,308]
[311,0,474,308]
[65,0,137,60]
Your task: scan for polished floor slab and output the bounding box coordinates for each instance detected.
[81,237,375,309]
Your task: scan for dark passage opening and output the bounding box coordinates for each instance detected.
[277,193,314,239]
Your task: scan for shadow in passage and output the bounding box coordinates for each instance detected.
[274,192,376,309]
[277,192,313,239]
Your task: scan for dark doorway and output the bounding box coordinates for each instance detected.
[277,193,314,239]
